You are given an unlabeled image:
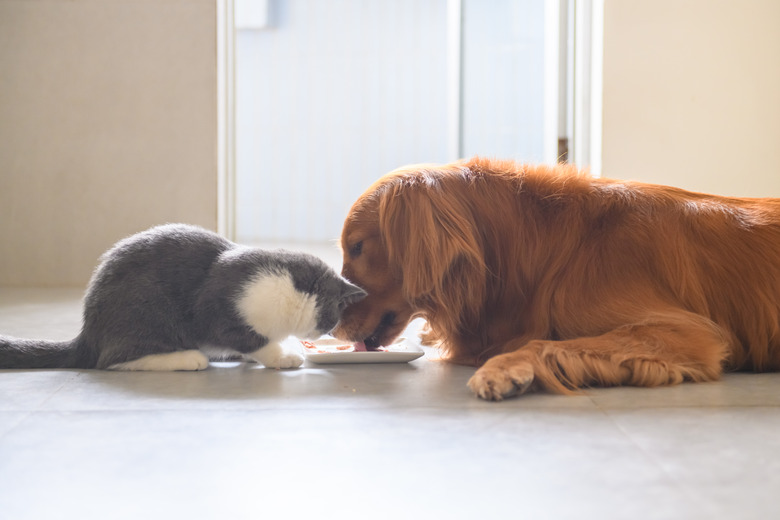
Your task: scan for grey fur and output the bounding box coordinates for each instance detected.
[0,224,365,369]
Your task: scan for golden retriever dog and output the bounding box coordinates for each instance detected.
[333,157,780,400]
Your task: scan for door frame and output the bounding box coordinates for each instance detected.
[217,0,236,239]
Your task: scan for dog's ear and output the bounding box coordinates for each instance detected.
[378,176,487,307]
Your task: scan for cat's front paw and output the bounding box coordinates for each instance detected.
[249,342,304,369]
[269,351,305,369]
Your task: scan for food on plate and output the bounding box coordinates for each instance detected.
[301,337,409,353]
[300,337,423,364]
[301,340,353,353]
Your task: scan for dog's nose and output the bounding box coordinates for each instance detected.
[380,311,397,326]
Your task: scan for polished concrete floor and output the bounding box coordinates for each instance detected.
[2,246,780,519]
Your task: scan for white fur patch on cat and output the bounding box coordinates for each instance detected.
[248,341,304,369]
[107,350,209,371]
[235,269,318,341]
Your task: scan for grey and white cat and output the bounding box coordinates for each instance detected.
[0,224,365,371]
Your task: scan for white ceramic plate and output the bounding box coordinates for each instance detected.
[301,337,424,365]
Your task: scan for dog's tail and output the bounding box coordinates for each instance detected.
[0,334,91,369]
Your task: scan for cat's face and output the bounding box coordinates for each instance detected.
[234,251,366,342]
[312,271,367,335]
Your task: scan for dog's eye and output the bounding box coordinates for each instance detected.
[349,241,363,258]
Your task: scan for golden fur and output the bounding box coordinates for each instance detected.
[333,157,780,400]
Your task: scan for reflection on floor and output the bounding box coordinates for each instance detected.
[2,262,780,519]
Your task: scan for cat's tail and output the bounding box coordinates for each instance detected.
[0,334,92,369]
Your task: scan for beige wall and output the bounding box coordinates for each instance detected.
[0,0,217,286]
[601,0,780,197]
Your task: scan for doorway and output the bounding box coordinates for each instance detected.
[228,0,601,244]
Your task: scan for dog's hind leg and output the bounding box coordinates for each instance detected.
[467,309,730,401]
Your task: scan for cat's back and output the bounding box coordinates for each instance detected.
[101,223,229,269]
[87,224,233,301]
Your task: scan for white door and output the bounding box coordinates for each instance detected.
[235,0,558,243]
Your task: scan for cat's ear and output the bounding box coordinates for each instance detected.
[340,280,367,306]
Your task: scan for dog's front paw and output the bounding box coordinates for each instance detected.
[249,342,304,369]
[467,360,534,401]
